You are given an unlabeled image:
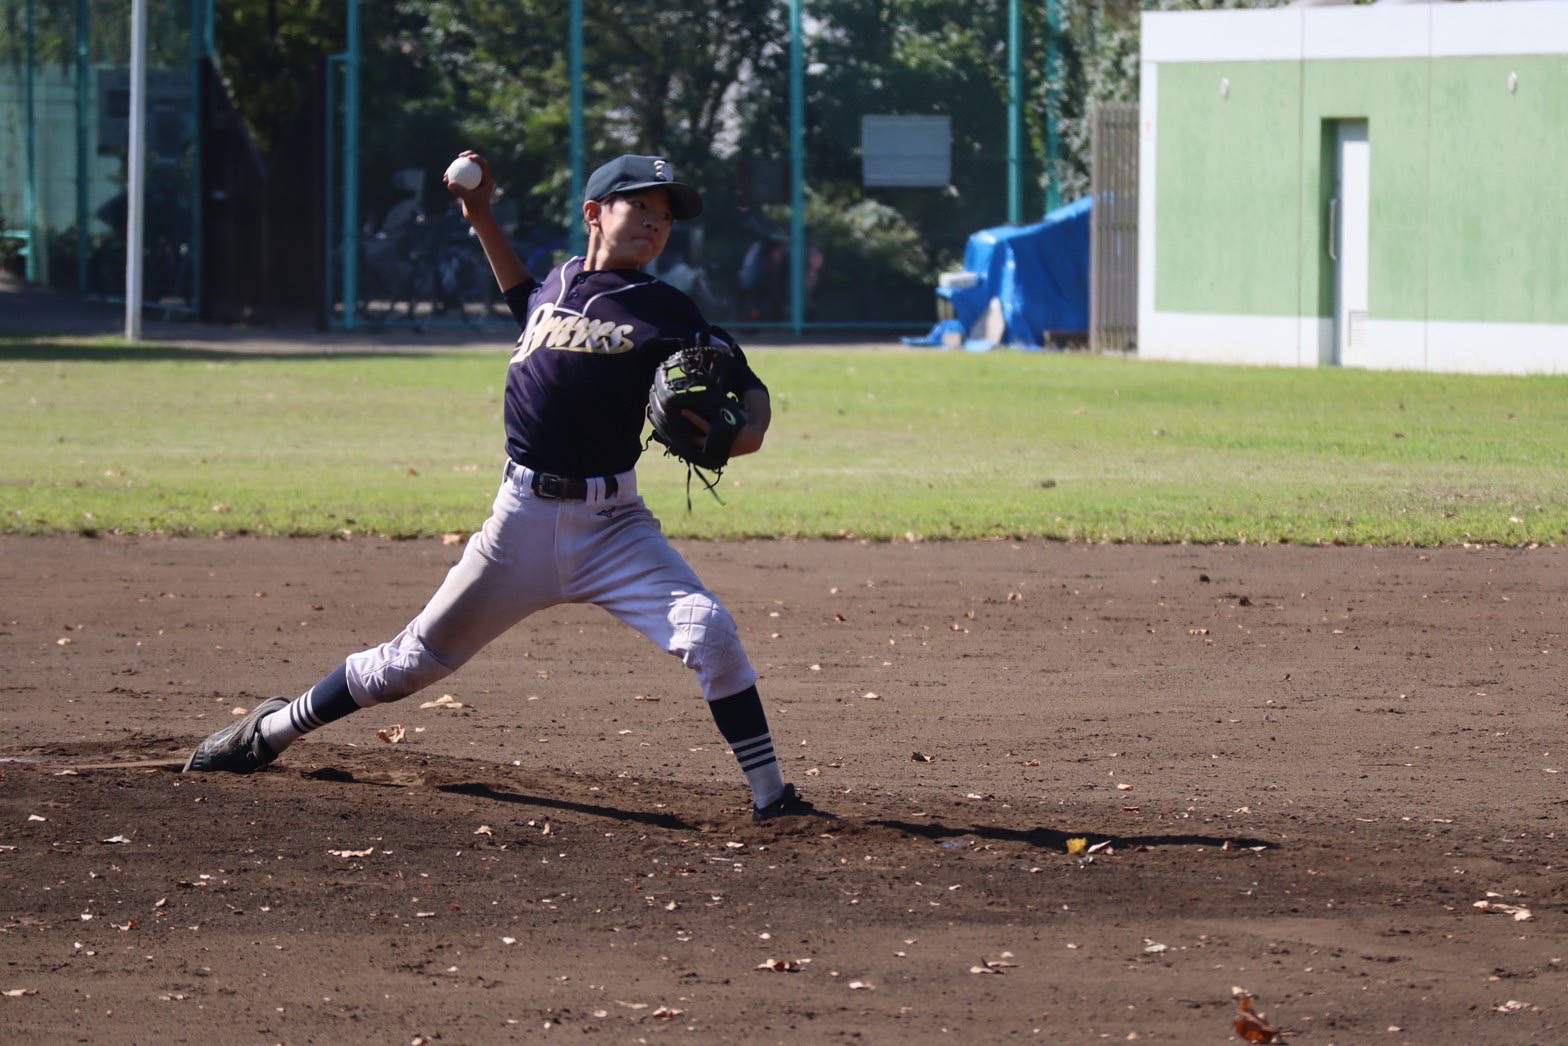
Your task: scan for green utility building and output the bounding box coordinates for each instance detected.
[1137,0,1568,374]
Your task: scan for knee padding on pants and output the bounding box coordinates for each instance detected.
[668,592,757,701]
[344,626,463,706]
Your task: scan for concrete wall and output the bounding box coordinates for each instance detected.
[1138,1,1568,374]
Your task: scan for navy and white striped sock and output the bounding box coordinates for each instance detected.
[259,664,360,754]
[708,686,786,808]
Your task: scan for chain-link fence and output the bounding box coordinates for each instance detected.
[324,0,1067,334]
[5,0,1115,338]
[1,0,204,312]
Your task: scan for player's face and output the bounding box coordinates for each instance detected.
[590,189,674,269]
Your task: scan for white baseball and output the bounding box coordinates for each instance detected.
[445,156,482,191]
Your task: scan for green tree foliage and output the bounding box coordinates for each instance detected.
[397,0,787,233]
[214,0,344,162]
[1049,0,1286,201]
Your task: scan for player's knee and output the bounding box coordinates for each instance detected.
[346,637,461,704]
[667,592,754,698]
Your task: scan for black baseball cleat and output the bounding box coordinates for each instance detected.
[752,783,817,824]
[182,697,287,773]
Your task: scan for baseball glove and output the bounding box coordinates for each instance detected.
[646,337,747,473]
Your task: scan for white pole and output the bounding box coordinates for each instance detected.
[124,0,148,341]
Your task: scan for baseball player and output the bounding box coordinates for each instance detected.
[184,152,817,824]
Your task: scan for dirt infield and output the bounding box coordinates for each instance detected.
[1,534,1564,1043]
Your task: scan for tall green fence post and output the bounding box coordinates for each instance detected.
[76,0,90,291]
[788,0,804,335]
[342,0,360,329]
[569,0,585,257]
[1045,0,1061,213]
[23,0,38,282]
[1008,0,1022,225]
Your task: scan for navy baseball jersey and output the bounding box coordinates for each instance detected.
[501,257,765,478]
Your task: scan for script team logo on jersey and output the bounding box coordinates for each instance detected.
[513,303,635,362]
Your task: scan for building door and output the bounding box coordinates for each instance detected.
[1331,121,1370,366]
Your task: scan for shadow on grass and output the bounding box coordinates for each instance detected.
[0,338,496,364]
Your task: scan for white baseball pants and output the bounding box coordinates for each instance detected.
[343,463,759,706]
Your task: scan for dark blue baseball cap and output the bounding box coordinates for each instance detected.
[584,154,703,220]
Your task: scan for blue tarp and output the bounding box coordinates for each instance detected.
[905,195,1092,350]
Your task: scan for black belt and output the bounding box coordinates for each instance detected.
[508,460,618,501]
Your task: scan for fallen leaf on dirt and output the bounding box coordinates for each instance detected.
[101,835,131,845]
[474,825,493,836]
[501,936,517,945]
[862,691,880,700]
[756,958,802,972]
[27,815,46,822]
[1473,898,1533,921]
[634,694,660,701]
[376,725,406,744]
[3,988,38,997]
[1232,988,1282,1043]
[847,980,874,990]
[441,531,465,546]
[419,694,465,710]
[973,954,1017,973]
[912,751,934,762]
[1087,840,1114,854]
[649,1006,683,1020]
[328,848,374,858]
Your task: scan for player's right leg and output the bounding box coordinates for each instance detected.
[184,470,560,772]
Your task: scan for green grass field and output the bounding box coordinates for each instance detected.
[3,337,1566,545]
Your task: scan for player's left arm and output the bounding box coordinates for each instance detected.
[729,387,771,457]
[677,384,769,457]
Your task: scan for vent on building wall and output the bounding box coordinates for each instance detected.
[1347,310,1369,352]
